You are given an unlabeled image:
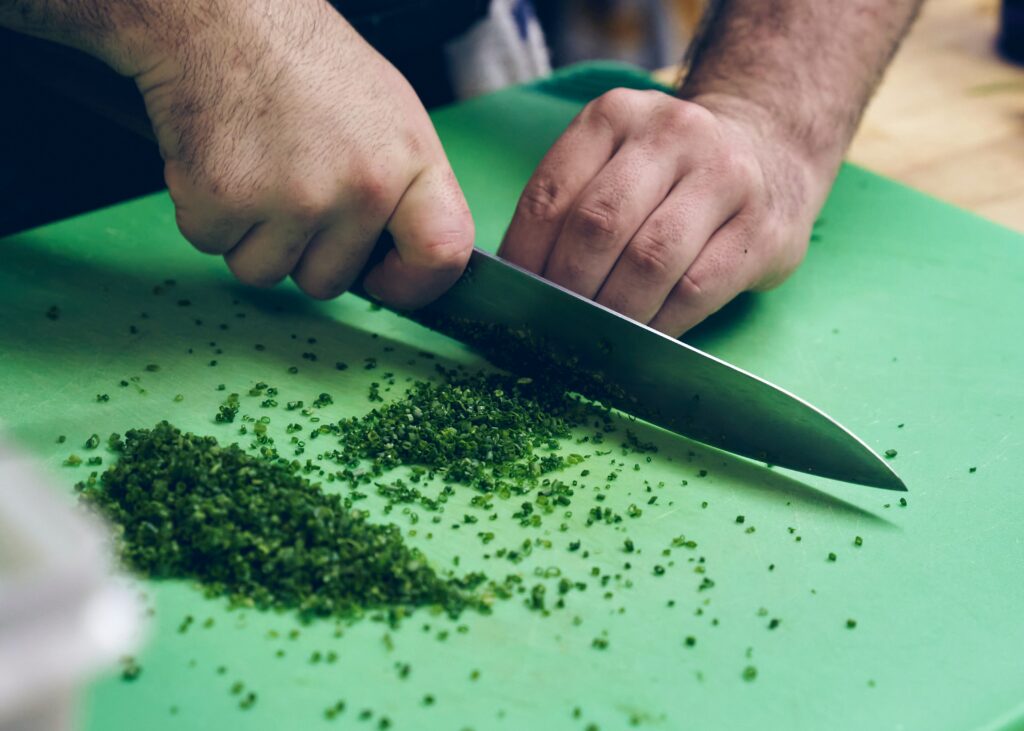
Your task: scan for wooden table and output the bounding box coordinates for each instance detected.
[850,0,1024,232]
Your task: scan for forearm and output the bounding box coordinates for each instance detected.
[680,0,924,178]
[0,0,329,77]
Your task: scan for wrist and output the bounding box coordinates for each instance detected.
[683,89,848,191]
[93,0,334,79]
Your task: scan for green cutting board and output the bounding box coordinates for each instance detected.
[1,62,1022,731]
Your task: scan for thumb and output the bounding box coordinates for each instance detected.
[362,163,474,310]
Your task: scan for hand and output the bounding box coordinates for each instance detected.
[499,88,831,336]
[127,0,473,308]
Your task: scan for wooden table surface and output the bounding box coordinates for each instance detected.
[659,0,1024,232]
[850,0,1024,232]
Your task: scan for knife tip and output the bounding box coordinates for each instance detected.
[873,466,908,492]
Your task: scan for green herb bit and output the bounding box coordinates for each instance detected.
[84,434,100,450]
[684,636,696,647]
[846,619,857,629]
[827,552,837,562]
[741,665,757,682]
[735,515,745,524]
[215,393,240,423]
[884,449,898,459]
[144,364,160,372]
[120,656,142,681]
[45,305,60,320]
[63,454,82,467]
[324,700,346,719]
[96,394,110,403]
[854,536,863,547]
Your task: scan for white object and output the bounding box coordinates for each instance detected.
[0,441,143,731]
[446,0,552,99]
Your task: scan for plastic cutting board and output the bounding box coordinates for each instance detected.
[0,62,1022,731]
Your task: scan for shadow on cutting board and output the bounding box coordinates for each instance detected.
[0,235,887,526]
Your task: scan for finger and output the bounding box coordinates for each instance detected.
[290,217,380,300]
[541,140,681,298]
[593,174,744,323]
[165,161,254,254]
[498,90,635,272]
[648,217,761,336]
[362,163,474,309]
[223,218,317,288]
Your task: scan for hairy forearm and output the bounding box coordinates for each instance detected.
[0,0,328,77]
[680,0,924,176]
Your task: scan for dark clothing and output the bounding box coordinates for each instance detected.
[0,0,488,236]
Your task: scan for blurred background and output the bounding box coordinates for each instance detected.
[0,0,1021,238]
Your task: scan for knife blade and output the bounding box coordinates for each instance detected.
[357,246,906,491]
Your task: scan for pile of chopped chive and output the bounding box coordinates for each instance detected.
[327,367,606,493]
[77,422,483,619]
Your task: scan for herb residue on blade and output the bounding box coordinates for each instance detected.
[77,421,483,619]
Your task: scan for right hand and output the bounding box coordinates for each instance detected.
[116,0,474,307]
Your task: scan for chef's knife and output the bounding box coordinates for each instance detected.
[355,245,906,491]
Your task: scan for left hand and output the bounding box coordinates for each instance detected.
[499,88,832,336]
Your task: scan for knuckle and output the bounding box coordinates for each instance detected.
[674,272,706,304]
[568,198,621,243]
[278,180,332,225]
[354,173,397,219]
[718,149,760,190]
[517,177,565,224]
[659,100,707,135]
[589,87,640,116]
[624,232,677,280]
[585,88,638,129]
